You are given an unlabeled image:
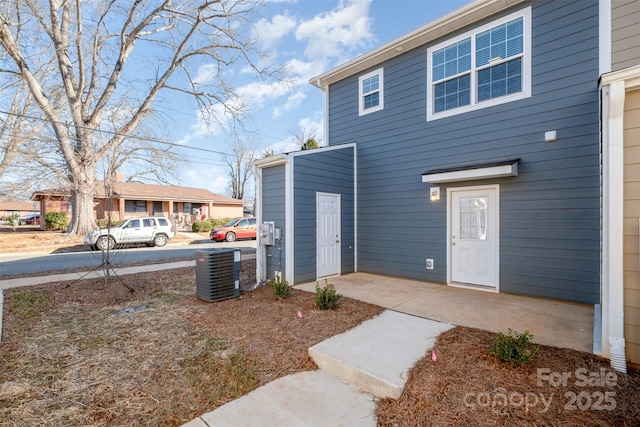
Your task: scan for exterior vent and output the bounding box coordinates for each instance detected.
[196,249,241,302]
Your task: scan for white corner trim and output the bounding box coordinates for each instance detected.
[422,163,517,184]
[254,166,266,283]
[599,0,612,75]
[285,158,295,284]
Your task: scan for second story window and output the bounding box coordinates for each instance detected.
[427,7,531,121]
[359,68,384,116]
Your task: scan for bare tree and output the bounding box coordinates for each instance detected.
[0,0,272,235]
[290,126,321,151]
[0,77,67,199]
[225,136,256,200]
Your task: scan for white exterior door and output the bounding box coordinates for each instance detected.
[317,192,341,278]
[450,186,499,289]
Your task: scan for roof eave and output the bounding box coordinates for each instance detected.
[309,0,525,89]
[252,153,288,169]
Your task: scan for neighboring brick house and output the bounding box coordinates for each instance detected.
[0,201,39,218]
[31,176,245,229]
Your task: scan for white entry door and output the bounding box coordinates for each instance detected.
[450,186,499,289]
[317,192,341,278]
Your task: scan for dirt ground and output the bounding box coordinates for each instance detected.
[1,230,639,426]
[0,227,85,252]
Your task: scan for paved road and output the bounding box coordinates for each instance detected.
[0,240,256,277]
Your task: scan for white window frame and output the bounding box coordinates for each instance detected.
[358,67,384,116]
[427,7,531,121]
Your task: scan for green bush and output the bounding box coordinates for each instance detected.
[192,220,212,232]
[44,212,69,231]
[8,213,20,227]
[208,217,234,228]
[270,276,292,300]
[491,329,540,367]
[314,280,342,310]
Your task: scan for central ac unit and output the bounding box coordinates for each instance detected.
[195,248,241,302]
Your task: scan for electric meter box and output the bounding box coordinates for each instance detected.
[259,222,275,246]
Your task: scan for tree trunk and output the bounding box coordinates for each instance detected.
[66,171,97,236]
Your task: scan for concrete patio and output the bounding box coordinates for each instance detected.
[296,272,594,353]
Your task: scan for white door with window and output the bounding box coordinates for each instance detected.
[317,192,341,278]
[450,186,499,289]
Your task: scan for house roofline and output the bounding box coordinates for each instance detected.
[252,143,357,169]
[309,0,525,89]
[252,153,288,168]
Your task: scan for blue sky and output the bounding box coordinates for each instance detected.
[172,0,470,196]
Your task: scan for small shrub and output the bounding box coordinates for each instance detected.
[44,211,69,231]
[314,279,342,310]
[271,276,291,300]
[8,213,20,227]
[491,328,540,367]
[209,217,234,228]
[192,220,212,232]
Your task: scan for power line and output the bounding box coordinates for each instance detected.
[0,109,236,157]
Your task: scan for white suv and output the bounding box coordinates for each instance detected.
[85,217,176,251]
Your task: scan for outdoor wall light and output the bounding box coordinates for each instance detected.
[430,187,440,202]
[545,130,557,142]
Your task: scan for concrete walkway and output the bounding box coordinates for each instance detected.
[184,310,452,427]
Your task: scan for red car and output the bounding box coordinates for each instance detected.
[210,218,257,242]
[19,214,40,225]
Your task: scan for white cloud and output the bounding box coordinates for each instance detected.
[236,80,292,110]
[272,91,306,118]
[193,63,218,85]
[295,0,374,61]
[266,136,300,154]
[254,13,297,49]
[184,165,229,195]
[298,116,324,145]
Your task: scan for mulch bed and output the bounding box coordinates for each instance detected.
[376,327,640,426]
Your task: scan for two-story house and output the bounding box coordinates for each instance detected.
[254,0,640,369]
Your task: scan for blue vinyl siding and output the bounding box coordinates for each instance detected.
[326,1,600,303]
[261,166,286,281]
[293,146,355,283]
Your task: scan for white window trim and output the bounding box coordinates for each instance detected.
[358,68,384,116]
[426,7,531,122]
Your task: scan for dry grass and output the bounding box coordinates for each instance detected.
[0,263,383,426]
[0,227,194,254]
